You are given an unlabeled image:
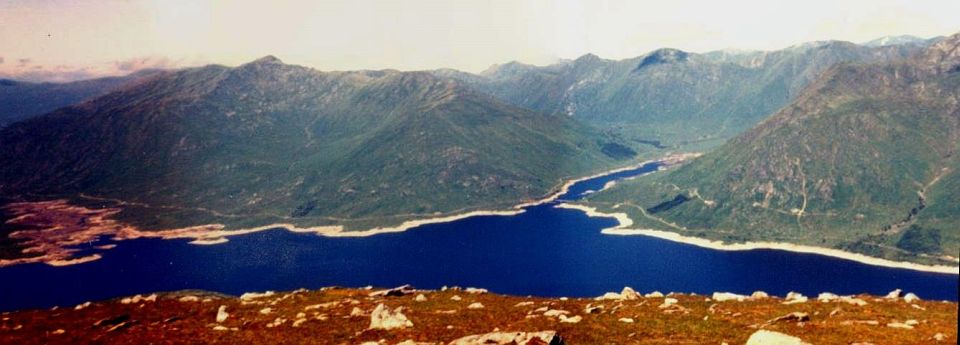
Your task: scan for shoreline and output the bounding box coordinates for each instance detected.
[130,153,697,243]
[555,202,959,275]
[1,153,692,267]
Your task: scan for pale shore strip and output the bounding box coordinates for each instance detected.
[7,153,694,267]
[47,254,102,267]
[555,202,960,275]
[123,153,700,245]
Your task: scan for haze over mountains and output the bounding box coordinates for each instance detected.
[0,70,161,127]
[0,33,956,265]
[588,33,960,264]
[434,40,926,150]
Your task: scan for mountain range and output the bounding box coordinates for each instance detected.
[0,56,624,234]
[0,34,955,265]
[0,70,161,127]
[586,33,960,265]
[434,41,926,151]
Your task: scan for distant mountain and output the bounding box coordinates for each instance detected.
[861,35,932,47]
[0,70,161,127]
[0,56,626,232]
[589,33,960,265]
[436,41,929,150]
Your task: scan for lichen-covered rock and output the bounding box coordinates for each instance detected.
[712,292,748,302]
[368,303,413,330]
[746,330,811,345]
[448,331,562,345]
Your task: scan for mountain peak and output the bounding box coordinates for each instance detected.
[248,55,284,66]
[635,48,689,70]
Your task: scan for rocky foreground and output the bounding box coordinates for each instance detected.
[0,287,955,344]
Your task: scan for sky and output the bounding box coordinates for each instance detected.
[1,0,959,81]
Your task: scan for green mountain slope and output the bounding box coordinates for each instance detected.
[0,70,161,127]
[437,42,925,151]
[0,56,626,232]
[587,33,960,265]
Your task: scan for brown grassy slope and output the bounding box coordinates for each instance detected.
[0,288,955,344]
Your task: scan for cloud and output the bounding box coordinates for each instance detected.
[113,57,177,72]
[0,56,200,83]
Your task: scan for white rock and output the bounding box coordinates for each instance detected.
[543,309,569,317]
[619,317,635,323]
[368,303,413,330]
[351,307,366,317]
[450,295,462,301]
[558,314,582,323]
[514,301,534,307]
[448,331,559,345]
[751,291,770,299]
[817,292,840,302]
[783,292,808,305]
[620,287,641,300]
[74,302,91,310]
[239,291,275,301]
[414,294,427,302]
[259,308,272,314]
[712,292,748,302]
[467,302,484,309]
[885,289,902,299]
[465,287,488,294]
[178,296,200,302]
[598,292,623,300]
[121,294,156,304]
[746,330,811,345]
[658,298,679,309]
[933,333,947,341]
[644,291,664,298]
[216,305,229,323]
[903,293,920,303]
[904,319,919,326]
[887,322,914,330]
[292,318,307,327]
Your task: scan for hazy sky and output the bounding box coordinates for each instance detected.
[1,0,958,81]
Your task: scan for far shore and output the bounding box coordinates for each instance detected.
[555,202,960,275]
[120,153,697,245]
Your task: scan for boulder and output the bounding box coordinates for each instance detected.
[751,291,770,299]
[216,305,229,323]
[885,289,902,299]
[368,303,413,330]
[543,309,569,317]
[620,287,641,300]
[644,291,665,298]
[658,298,679,309]
[745,330,811,345]
[903,293,920,303]
[448,331,563,345]
[558,315,582,323]
[370,285,415,297]
[414,294,428,302]
[239,291,275,301]
[712,292,748,302]
[465,287,488,294]
[783,292,808,305]
[467,302,485,309]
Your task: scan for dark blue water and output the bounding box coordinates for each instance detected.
[0,162,956,311]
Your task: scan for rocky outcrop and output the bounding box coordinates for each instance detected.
[448,331,563,345]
